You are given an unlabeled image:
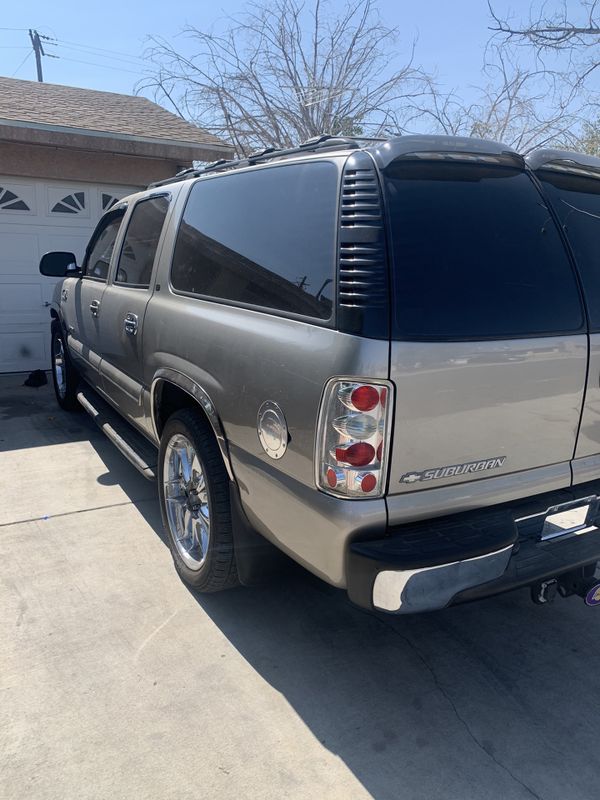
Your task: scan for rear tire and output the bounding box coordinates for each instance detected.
[158,409,239,592]
[50,322,79,411]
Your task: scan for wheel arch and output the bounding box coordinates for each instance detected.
[151,368,235,482]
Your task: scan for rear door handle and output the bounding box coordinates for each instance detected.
[124,312,138,335]
[89,300,100,316]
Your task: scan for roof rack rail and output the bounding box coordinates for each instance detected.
[302,134,388,144]
[148,133,385,188]
[248,145,280,159]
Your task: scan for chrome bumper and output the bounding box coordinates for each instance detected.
[371,545,514,613]
[346,480,600,614]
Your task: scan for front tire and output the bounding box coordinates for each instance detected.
[51,322,79,411]
[158,409,239,592]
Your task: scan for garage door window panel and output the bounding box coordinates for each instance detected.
[0,187,30,212]
[115,196,170,289]
[102,194,120,211]
[51,191,86,215]
[83,211,125,282]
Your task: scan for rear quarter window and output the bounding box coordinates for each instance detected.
[384,162,584,340]
[170,161,338,320]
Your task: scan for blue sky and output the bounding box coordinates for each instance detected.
[0,0,494,103]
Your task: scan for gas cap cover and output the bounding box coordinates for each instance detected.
[257,401,288,459]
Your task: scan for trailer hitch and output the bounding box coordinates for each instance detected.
[531,579,558,605]
[531,565,600,606]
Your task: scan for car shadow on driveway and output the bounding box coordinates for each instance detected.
[186,573,600,800]
[0,378,97,453]
[86,432,166,538]
[29,374,598,800]
[88,430,600,800]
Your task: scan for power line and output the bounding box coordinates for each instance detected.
[51,41,146,67]
[48,37,146,64]
[11,49,32,77]
[54,55,143,75]
[8,28,147,81]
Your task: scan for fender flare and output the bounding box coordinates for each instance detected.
[150,368,235,482]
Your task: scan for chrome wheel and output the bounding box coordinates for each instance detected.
[53,335,67,399]
[163,434,210,570]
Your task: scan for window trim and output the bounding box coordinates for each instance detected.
[381,163,586,343]
[112,193,171,291]
[167,160,339,327]
[168,282,337,327]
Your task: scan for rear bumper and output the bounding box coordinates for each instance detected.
[346,479,600,613]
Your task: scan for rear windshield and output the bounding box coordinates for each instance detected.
[384,162,583,340]
[536,170,600,331]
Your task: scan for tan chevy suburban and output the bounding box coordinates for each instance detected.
[39,134,600,614]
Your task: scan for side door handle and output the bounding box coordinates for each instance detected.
[89,299,100,316]
[124,312,138,335]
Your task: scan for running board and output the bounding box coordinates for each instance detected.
[76,385,157,481]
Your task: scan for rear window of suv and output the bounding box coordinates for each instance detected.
[536,170,600,331]
[170,161,338,320]
[384,161,584,340]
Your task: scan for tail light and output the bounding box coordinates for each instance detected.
[316,377,393,498]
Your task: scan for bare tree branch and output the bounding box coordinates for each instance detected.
[489,0,600,47]
[488,0,600,97]
[138,0,589,157]
[137,0,429,155]
[411,44,584,153]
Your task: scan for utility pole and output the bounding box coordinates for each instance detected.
[28,29,45,82]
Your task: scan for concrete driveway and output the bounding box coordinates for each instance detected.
[1,373,599,800]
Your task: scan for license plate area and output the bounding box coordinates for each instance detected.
[541,496,598,542]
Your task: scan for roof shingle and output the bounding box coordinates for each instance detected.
[0,76,226,148]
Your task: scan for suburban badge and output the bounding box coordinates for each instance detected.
[400,456,506,484]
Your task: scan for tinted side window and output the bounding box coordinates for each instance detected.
[537,170,600,330]
[115,196,170,288]
[170,161,338,320]
[384,163,583,340]
[84,212,124,281]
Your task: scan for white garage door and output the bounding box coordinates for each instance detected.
[0,176,138,373]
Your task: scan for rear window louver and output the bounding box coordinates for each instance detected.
[337,152,389,339]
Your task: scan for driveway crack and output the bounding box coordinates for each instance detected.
[0,498,156,528]
[357,609,544,800]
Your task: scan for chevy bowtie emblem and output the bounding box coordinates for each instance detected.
[401,472,421,484]
[400,456,506,484]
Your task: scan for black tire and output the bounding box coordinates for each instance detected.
[50,322,80,411]
[158,408,239,592]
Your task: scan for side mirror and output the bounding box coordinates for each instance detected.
[39,251,80,277]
